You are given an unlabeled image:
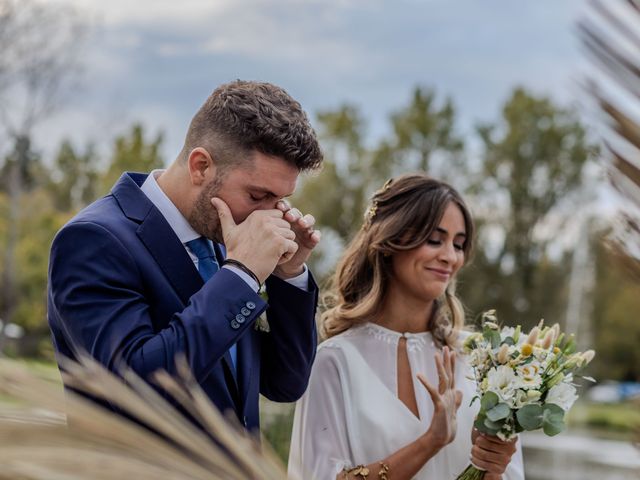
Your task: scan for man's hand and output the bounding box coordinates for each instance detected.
[272,200,321,279]
[211,197,298,284]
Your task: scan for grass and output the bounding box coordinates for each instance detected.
[4,359,638,446]
[0,358,61,406]
[566,400,640,441]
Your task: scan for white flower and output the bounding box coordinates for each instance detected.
[512,389,529,408]
[513,388,541,408]
[501,326,515,339]
[515,362,543,389]
[486,365,518,404]
[527,390,542,401]
[546,382,578,411]
[254,313,270,332]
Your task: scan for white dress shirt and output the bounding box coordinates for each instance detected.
[140,169,309,292]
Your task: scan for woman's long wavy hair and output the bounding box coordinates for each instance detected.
[321,173,475,349]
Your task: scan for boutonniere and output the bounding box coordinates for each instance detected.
[255,285,270,333]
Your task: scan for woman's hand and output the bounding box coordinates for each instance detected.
[417,346,463,449]
[470,430,518,479]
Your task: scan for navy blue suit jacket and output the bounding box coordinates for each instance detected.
[47,172,319,431]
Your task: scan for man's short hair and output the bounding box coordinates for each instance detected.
[182,80,323,171]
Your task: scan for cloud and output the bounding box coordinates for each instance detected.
[34,0,587,159]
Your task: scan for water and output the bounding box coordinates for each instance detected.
[522,432,640,479]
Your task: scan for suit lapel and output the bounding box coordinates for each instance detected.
[112,172,203,305]
[138,214,239,396]
[137,208,203,305]
[113,173,241,406]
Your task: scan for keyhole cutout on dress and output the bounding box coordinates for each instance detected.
[397,336,420,420]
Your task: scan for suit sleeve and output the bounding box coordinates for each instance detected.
[48,221,267,383]
[258,272,319,402]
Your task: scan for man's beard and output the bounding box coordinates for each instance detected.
[188,176,224,243]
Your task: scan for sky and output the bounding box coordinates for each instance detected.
[32,0,590,165]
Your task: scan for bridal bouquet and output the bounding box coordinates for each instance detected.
[456,310,595,480]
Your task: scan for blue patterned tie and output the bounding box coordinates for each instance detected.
[185,237,237,372]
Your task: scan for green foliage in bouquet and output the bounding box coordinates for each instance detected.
[457,310,595,479]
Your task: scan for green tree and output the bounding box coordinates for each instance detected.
[389,86,464,183]
[0,188,72,357]
[590,239,640,381]
[291,106,370,276]
[101,124,164,193]
[460,88,597,327]
[48,139,99,211]
[0,137,45,331]
[0,0,87,329]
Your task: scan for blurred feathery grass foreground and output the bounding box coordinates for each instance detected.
[0,356,286,479]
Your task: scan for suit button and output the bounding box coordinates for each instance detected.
[246,301,256,310]
[241,307,251,316]
[235,314,246,324]
[230,319,241,329]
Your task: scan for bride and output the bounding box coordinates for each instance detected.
[288,174,524,480]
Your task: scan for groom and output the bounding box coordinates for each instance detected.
[47,80,323,431]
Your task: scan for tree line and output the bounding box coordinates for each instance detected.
[0,0,637,383]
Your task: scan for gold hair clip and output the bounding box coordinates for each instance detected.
[363,178,393,229]
[364,201,378,228]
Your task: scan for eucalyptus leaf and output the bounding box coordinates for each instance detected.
[480,391,499,412]
[483,418,502,434]
[516,404,543,430]
[474,414,488,434]
[540,404,565,436]
[487,403,511,422]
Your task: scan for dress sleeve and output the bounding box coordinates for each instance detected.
[288,346,352,480]
[503,437,525,480]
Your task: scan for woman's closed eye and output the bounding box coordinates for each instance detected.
[427,238,465,251]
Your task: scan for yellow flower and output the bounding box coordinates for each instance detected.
[521,343,533,357]
[553,347,560,354]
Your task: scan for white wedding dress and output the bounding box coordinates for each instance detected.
[288,322,524,480]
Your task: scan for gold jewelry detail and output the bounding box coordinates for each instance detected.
[378,462,390,480]
[364,201,379,228]
[364,178,394,229]
[343,465,370,479]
